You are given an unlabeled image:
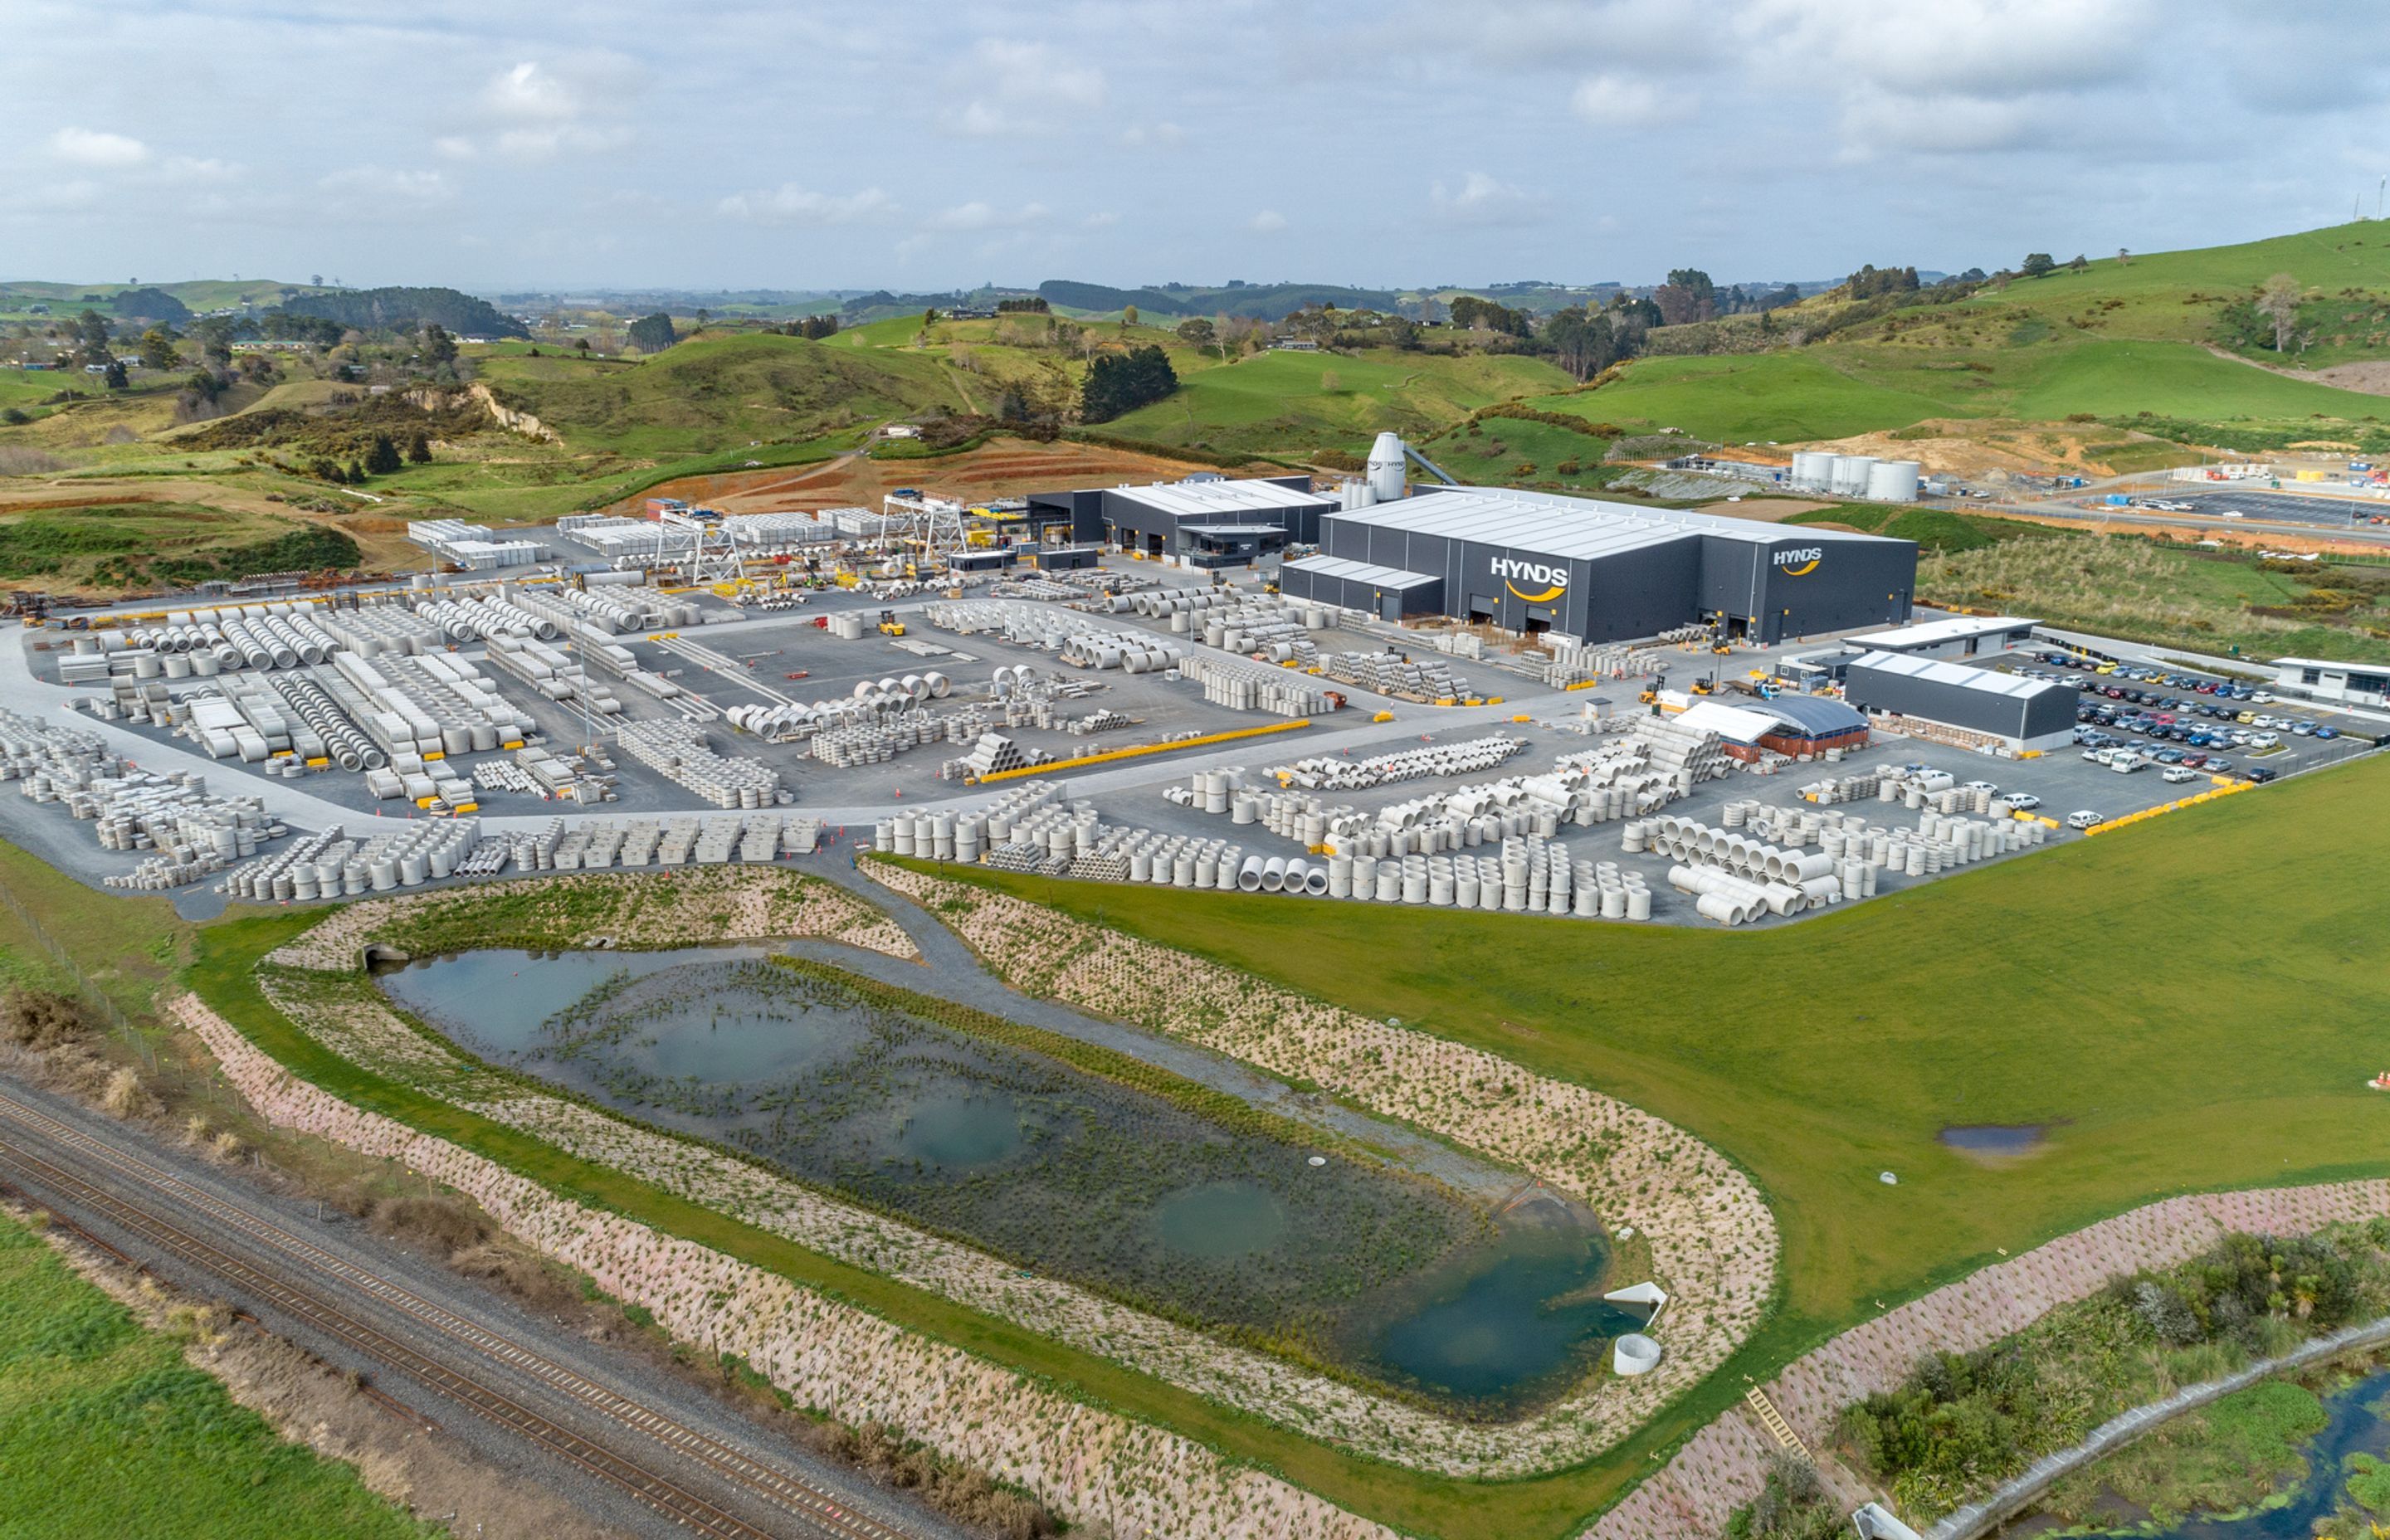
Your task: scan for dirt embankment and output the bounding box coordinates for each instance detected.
[1795,419,2208,480]
[609,436,1268,516]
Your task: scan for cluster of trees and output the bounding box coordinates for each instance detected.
[627,312,677,353]
[1448,295,1534,336]
[1843,264,1920,300]
[1078,344,1178,423]
[2019,252,2090,279]
[282,285,527,339]
[995,296,1049,314]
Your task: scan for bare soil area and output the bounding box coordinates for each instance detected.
[613,436,1257,516]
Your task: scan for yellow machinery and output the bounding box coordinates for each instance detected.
[877,609,906,637]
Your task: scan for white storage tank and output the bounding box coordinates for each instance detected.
[1789,451,1833,492]
[1829,455,1878,498]
[1865,459,1920,503]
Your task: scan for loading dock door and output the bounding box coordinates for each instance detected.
[1467,593,1495,622]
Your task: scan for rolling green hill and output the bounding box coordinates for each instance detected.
[1545,339,2390,446]
[476,332,968,456]
[1545,222,2390,453]
[1102,348,1572,456]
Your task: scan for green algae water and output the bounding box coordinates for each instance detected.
[380,948,1633,1413]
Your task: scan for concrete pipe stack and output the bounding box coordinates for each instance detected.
[616,720,784,809]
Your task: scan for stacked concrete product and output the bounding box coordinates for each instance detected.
[219,819,480,902]
[0,709,286,885]
[1174,653,1329,716]
[1540,641,1671,690]
[1631,713,1734,792]
[324,650,530,763]
[1265,736,1524,792]
[1318,652,1472,700]
[266,675,387,772]
[614,719,783,808]
[1635,813,1843,922]
[314,603,446,658]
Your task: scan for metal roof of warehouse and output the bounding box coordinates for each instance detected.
[1326,485,1896,558]
[1847,651,2071,698]
[1104,480,1333,518]
[1851,614,2039,649]
[1281,553,1441,589]
[1758,694,1869,735]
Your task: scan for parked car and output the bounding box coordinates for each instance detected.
[1998,792,2042,811]
[2066,810,2105,830]
[2162,767,2200,783]
[2249,732,2280,748]
[2315,726,2339,740]
[2181,753,2209,768]
[2243,766,2280,783]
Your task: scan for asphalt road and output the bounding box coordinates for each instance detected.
[0,1074,962,1540]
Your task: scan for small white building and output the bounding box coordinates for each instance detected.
[1847,614,2038,660]
[2270,656,2389,707]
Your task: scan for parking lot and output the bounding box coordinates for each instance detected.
[2147,486,2390,532]
[1954,646,2375,803]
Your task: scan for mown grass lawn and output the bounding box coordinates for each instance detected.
[952,752,2390,1379]
[0,1210,433,1540]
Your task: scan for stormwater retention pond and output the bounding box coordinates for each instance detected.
[378,947,1641,1414]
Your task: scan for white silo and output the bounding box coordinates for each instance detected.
[1829,455,1878,498]
[1789,451,1832,492]
[1865,460,1920,503]
[1366,431,1408,503]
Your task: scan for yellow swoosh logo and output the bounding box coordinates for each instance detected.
[1505,581,1566,602]
[1778,558,1820,577]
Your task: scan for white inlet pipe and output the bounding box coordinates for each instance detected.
[1237,855,1265,893]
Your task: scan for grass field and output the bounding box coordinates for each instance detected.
[1104,348,1571,459]
[1552,338,2390,448]
[948,753,2390,1448]
[473,332,962,456]
[0,1210,432,1540]
[0,500,361,589]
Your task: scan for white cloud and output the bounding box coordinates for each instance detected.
[944,39,1105,137]
[1082,210,1121,228]
[929,200,1050,231]
[1570,73,1690,128]
[163,155,241,182]
[485,61,581,121]
[50,127,149,168]
[444,57,637,163]
[1741,0,2153,95]
[716,183,896,225]
[1429,171,1544,227]
[318,166,452,206]
[1121,121,1186,149]
[1248,209,1288,233]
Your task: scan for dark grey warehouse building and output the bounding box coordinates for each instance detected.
[1024,477,1334,569]
[1278,485,1917,646]
[1840,651,2077,751]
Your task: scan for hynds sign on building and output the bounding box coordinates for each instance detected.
[1490,556,1568,602]
[1773,546,1823,576]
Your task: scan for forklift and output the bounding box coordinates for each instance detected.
[877,608,906,637]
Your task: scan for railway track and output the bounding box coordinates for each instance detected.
[0,1087,914,1540]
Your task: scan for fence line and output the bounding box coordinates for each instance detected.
[0,875,155,1070]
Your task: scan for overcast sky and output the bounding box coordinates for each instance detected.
[8,0,2387,295]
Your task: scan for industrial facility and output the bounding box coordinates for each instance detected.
[1281,483,1917,645]
[1023,477,1334,568]
[1787,451,1923,503]
[1839,651,2076,753]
